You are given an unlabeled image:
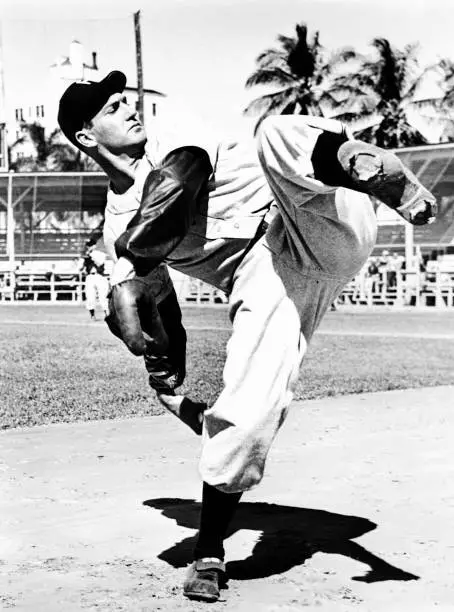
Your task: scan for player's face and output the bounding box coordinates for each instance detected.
[88,92,147,154]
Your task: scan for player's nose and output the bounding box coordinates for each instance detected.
[123,102,138,120]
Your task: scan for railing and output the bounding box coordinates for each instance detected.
[0,270,229,305]
[338,270,454,308]
[0,271,84,302]
[1,269,453,308]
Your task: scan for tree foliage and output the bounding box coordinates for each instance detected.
[9,124,100,172]
[245,27,454,146]
[244,23,355,132]
[331,38,447,147]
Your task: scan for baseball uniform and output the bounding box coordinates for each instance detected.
[80,247,110,313]
[104,115,377,493]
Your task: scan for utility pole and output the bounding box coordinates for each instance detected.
[0,21,9,171]
[134,10,144,125]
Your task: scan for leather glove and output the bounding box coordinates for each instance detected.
[105,277,186,394]
[105,275,169,356]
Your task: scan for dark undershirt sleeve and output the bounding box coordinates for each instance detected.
[115,146,213,275]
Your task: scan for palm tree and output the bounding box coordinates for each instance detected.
[440,58,454,104]
[8,124,102,256]
[9,123,100,172]
[332,38,447,147]
[437,58,454,141]
[243,23,355,131]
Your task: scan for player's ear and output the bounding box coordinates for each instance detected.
[75,128,97,150]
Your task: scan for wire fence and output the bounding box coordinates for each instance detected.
[0,168,453,307]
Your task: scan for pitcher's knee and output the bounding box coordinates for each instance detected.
[199,432,268,493]
[200,457,265,494]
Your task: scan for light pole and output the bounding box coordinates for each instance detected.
[134,10,145,126]
[0,20,9,172]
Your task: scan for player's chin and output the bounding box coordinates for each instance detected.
[128,125,146,141]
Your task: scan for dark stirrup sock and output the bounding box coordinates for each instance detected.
[311,130,356,189]
[193,481,243,561]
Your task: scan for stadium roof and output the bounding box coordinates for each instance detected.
[0,144,453,243]
[396,143,454,200]
[0,172,108,213]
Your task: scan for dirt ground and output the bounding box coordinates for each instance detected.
[2,385,454,611]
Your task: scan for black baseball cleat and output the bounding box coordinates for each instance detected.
[337,140,437,225]
[183,558,226,602]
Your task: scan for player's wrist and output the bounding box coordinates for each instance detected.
[110,257,136,286]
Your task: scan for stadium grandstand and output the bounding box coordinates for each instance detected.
[0,143,453,306]
[373,143,454,253]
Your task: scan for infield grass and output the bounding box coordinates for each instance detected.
[1,304,453,429]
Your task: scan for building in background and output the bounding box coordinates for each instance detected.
[5,39,165,167]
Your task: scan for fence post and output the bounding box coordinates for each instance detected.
[6,171,15,297]
[415,272,421,308]
[395,271,404,307]
[77,273,83,304]
[50,272,56,303]
[435,271,445,308]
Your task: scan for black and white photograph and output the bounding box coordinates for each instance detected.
[1,0,454,609]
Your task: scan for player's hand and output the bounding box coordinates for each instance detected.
[143,352,184,395]
[144,288,187,393]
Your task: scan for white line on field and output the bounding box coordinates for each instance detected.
[187,326,454,340]
[187,327,454,340]
[0,318,453,340]
[317,329,454,340]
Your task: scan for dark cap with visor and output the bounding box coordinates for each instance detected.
[57,71,127,144]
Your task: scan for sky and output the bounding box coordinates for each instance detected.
[1,0,454,140]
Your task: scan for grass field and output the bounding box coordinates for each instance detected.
[1,303,454,429]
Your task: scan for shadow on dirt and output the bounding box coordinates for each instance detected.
[143,498,419,583]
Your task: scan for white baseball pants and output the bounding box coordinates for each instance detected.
[85,273,110,312]
[200,116,378,493]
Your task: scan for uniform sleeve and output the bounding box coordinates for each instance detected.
[114,146,213,274]
[255,115,344,197]
[103,214,119,262]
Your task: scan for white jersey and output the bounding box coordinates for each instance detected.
[104,116,375,294]
[104,135,275,293]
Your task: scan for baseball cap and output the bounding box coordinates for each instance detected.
[57,71,127,144]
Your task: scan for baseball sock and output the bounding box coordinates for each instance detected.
[193,481,242,561]
[311,130,356,188]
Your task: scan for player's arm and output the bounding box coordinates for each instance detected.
[107,144,211,367]
[106,146,212,396]
[115,145,212,274]
[105,265,205,435]
[107,144,211,354]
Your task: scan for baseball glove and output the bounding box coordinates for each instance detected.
[105,277,186,394]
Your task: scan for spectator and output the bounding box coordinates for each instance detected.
[377,249,390,293]
[45,263,60,284]
[387,252,405,288]
[425,253,440,283]
[366,257,380,293]
[15,259,26,273]
[78,238,110,320]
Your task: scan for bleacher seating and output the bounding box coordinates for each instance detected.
[0,231,96,259]
[0,263,229,305]
[375,217,454,251]
[14,272,83,301]
[183,278,228,304]
[0,269,84,302]
[338,270,454,308]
